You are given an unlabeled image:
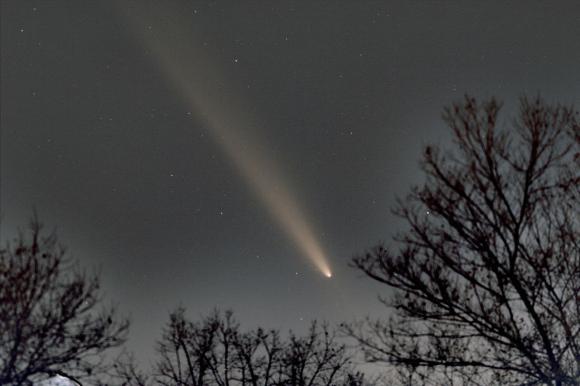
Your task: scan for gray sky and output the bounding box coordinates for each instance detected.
[2,0,579,367]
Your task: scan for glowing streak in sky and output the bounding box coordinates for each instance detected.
[121,3,332,278]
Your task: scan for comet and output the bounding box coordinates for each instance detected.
[119,2,332,278]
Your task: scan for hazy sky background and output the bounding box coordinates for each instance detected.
[2,0,580,367]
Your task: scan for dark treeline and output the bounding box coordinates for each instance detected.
[111,309,366,386]
[1,96,578,386]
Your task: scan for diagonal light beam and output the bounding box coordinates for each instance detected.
[120,2,332,277]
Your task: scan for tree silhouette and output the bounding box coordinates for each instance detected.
[0,217,129,386]
[346,96,579,386]
[113,308,364,386]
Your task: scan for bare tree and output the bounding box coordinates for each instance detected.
[0,217,129,386]
[122,308,361,386]
[231,326,284,386]
[155,308,219,386]
[109,353,150,386]
[282,322,351,386]
[346,96,579,386]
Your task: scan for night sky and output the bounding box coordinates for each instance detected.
[2,0,580,367]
